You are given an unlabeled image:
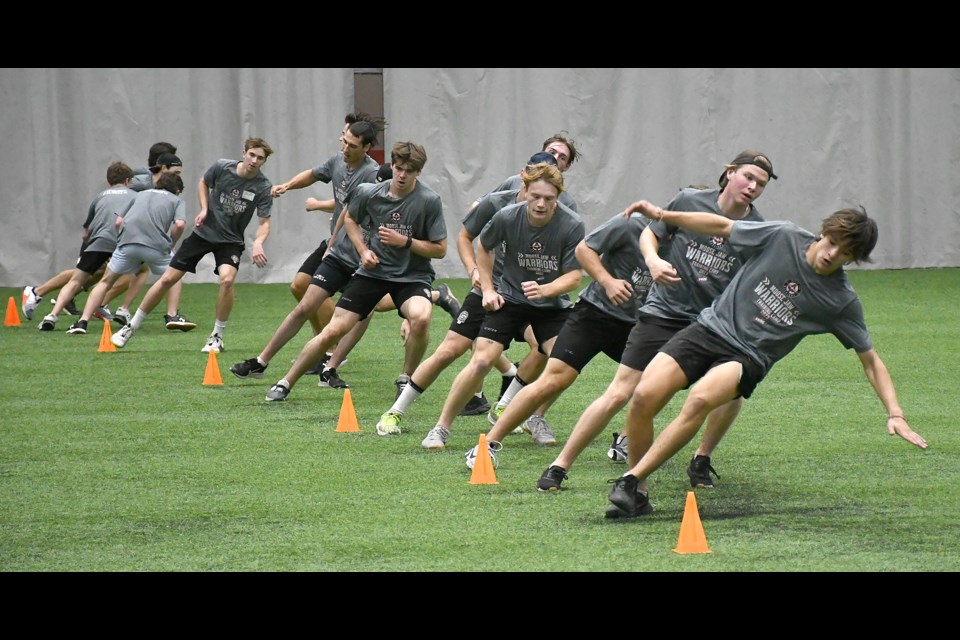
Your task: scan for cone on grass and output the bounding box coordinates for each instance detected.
[673,491,711,554]
[202,349,223,385]
[469,433,498,485]
[335,388,360,432]
[98,319,116,352]
[4,297,21,326]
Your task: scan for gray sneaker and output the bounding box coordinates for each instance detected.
[394,374,410,401]
[93,305,114,321]
[265,382,290,402]
[421,425,450,450]
[523,414,557,446]
[607,432,628,463]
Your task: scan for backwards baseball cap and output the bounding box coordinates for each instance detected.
[527,151,559,167]
[376,163,393,183]
[151,153,183,173]
[719,151,777,187]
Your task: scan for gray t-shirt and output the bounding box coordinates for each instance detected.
[346,179,447,284]
[698,220,872,374]
[462,188,520,293]
[639,187,764,322]
[479,201,585,309]
[117,187,187,251]
[128,173,155,192]
[83,185,137,252]
[579,212,654,324]
[491,174,578,212]
[313,154,380,234]
[194,159,273,246]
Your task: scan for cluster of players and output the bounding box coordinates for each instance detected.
[25,115,927,519]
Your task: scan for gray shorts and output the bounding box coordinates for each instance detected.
[108,243,171,275]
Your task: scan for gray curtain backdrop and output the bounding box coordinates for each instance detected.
[3,68,957,288]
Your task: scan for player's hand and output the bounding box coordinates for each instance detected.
[521,280,544,301]
[271,184,288,197]
[377,225,406,247]
[482,289,504,312]
[887,415,928,449]
[361,248,380,270]
[648,256,680,285]
[195,210,208,227]
[603,278,634,305]
[251,245,267,268]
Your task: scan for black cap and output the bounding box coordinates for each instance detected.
[719,151,776,187]
[150,153,183,173]
[376,163,393,183]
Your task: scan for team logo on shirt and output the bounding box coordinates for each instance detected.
[710,237,727,247]
[784,280,800,297]
[391,211,402,222]
[530,241,543,252]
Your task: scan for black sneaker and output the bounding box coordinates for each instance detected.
[395,374,410,401]
[604,501,654,519]
[498,363,519,401]
[536,465,568,493]
[459,393,491,416]
[164,312,197,332]
[66,319,88,334]
[62,298,81,316]
[231,358,267,379]
[434,283,461,319]
[687,454,719,488]
[607,475,653,517]
[318,367,349,389]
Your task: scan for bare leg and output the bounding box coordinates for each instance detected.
[549,363,643,471]
[488,358,578,442]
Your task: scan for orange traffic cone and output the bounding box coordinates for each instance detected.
[98,319,116,352]
[335,388,360,432]
[673,491,711,554]
[469,433,498,485]
[4,297,21,326]
[202,350,223,385]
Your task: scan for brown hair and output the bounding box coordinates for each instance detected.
[821,207,878,263]
[156,172,184,195]
[542,132,580,165]
[107,161,134,185]
[391,141,427,172]
[245,137,274,158]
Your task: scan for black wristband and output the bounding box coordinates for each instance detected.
[404,235,413,249]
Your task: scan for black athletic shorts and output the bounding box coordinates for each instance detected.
[549,300,634,373]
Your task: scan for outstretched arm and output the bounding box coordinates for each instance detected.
[624,200,734,238]
[857,348,927,448]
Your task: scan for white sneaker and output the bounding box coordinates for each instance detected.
[421,425,450,450]
[464,439,502,470]
[22,286,41,320]
[112,324,134,348]
[201,334,224,353]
